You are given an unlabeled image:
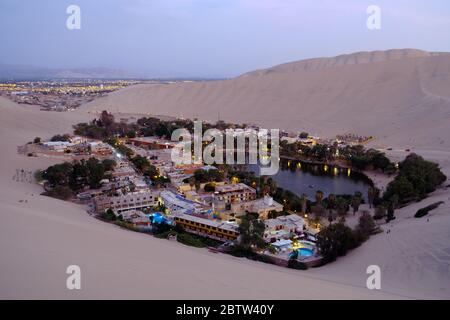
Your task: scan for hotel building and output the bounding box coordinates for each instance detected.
[214,183,256,206]
[93,190,159,213]
[173,212,239,242]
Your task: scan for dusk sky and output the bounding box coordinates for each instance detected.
[1,0,450,78]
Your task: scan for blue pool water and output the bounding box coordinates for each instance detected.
[148,212,172,225]
[298,248,314,257]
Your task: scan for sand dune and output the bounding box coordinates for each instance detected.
[1,96,450,299]
[2,49,450,299]
[83,49,450,151]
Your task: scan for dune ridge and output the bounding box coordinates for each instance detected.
[83,49,450,151]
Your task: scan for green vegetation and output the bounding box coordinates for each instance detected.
[316,222,360,263]
[373,204,386,220]
[50,134,71,142]
[317,213,378,264]
[104,137,134,158]
[34,169,44,183]
[193,169,224,183]
[350,191,362,215]
[74,110,245,143]
[102,208,117,221]
[43,185,73,200]
[383,153,447,205]
[203,182,216,192]
[227,244,275,265]
[280,142,396,173]
[41,158,116,198]
[33,137,41,143]
[355,212,380,241]
[287,259,309,270]
[130,155,153,173]
[153,225,221,249]
[73,111,138,140]
[176,233,206,248]
[238,212,266,249]
[414,201,444,218]
[299,131,309,139]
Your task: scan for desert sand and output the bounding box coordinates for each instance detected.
[1,49,450,299]
[83,49,450,152]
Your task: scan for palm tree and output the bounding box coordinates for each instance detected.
[300,194,308,214]
[367,186,377,209]
[336,197,349,216]
[188,176,195,188]
[351,192,362,215]
[327,194,336,215]
[315,190,324,206]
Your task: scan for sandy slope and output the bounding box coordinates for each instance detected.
[2,47,450,299]
[0,98,394,299]
[83,49,450,152]
[0,97,401,299]
[0,97,449,299]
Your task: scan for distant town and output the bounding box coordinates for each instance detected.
[0,79,209,112]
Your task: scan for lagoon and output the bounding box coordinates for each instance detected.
[249,160,372,202]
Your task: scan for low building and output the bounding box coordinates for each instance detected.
[128,137,175,150]
[172,212,239,242]
[89,141,112,156]
[93,189,159,213]
[264,214,305,242]
[214,183,256,207]
[240,196,283,220]
[120,210,151,228]
[112,161,136,178]
[218,196,283,221]
[42,141,72,152]
[160,190,210,215]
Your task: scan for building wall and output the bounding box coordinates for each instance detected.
[94,191,159,213]
[174,216,239,242]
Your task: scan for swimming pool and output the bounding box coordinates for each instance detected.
[298,248,314,257]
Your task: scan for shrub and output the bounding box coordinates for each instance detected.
[356,212,379,241]
[50,134,71,142]
[374,205,386,220]
[176,233,206,248]
[34,170,44,182]
[153,230,174,239]
[299,132,309,139]
[384,154,447,205]
[102,208,116,221]
[414,202,444,218]
[204,182,216,192]
[43,185,72,200]
[114,220,139,232]
[288,259,309,270]
[316,222,360,263]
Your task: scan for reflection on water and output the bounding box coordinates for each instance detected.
[248,160,372,201]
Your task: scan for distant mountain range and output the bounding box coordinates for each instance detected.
[0,64,141,80]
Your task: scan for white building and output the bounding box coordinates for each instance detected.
[264,214,305,242]
[93,189,159,213]
[160,190,210,215]
[42,141,72,152]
